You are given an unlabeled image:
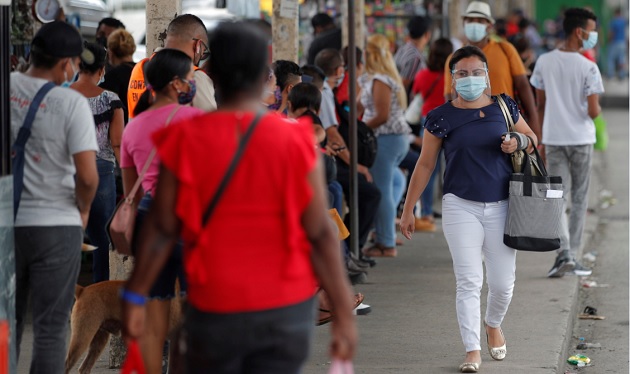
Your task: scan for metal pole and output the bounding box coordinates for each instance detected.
[347,0,359,256]
[1,4,10,176]
[0,3,16,373]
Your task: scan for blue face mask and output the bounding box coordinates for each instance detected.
[464,22,488,43]
[582,30,598,50]
[61,60,79,88]
[455,76,487,101]
[176,78,197,105]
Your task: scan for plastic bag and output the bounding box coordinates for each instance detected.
[120,340,145,374]
[594,114,608,151]
[328,359,354,374]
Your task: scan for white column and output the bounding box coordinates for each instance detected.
[145,0,182,57]
[341,0,365,50]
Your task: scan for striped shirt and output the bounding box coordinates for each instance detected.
[394,42,426,84]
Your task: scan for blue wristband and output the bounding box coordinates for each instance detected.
[120,288,147,306]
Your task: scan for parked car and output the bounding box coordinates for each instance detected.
[63,0,111,38]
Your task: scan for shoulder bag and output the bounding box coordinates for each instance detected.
[404,75,440,125]
[496,95,542,176]
[12,82,56,220]
[335,101,378,168]
[503,145,564,251]
[107,105,182,255]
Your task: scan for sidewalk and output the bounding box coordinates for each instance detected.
[22,120,616,374]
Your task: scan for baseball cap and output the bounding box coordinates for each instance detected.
[463,1,495,24]
[31,21,94,64]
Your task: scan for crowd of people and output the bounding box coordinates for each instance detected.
[8,1,608,373]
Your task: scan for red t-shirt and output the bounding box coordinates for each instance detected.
[335,73,350,105]
[153,111,317,313]
[411,69,446,117]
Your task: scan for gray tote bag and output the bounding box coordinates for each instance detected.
[503,146,564,252]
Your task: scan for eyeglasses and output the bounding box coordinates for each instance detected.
[192,38,210,61]
[451,68,488,79]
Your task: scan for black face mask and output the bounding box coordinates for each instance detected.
[96,36,107,47]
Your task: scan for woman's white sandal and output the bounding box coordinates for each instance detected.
[459,362,480,373]
[484,321,507,361]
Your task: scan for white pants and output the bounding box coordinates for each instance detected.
[442,194,517,352]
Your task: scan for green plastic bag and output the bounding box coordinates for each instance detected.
[594,114,608,151]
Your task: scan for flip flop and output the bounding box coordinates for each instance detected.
[317,292,364,326]
[362,245,397,258]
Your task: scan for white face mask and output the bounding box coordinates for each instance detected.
[97,72,105,86]
[464,22,488,43]
[61,60,79,88]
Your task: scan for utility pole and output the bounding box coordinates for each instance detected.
[0,1,16,373]
[271,0,299,62]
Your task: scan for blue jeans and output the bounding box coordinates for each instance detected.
[607,41,627,79]
[86,158,116,283]
[15,226,83,373]
[328,181,344,215]
[370,134,409,247]
[182,297,315,374]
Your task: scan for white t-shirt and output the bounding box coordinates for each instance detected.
[530,49,604,146]
[10,73,98,227]
[319,80,338,129]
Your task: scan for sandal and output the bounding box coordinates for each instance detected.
[362,245,397,258]
[316,290,364,326]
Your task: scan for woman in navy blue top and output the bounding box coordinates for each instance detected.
[400,46,537,373]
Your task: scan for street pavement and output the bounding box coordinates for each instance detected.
[19,85,628,373]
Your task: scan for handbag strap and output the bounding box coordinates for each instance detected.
[201,110,265,226]
[125,105,182,203]
[12,81,56,219]
[496,95,515,132]
[424,75,441,100]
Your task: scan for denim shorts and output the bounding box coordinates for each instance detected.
[133,193,187,299]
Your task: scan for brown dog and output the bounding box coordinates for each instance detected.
[65,280,182,374]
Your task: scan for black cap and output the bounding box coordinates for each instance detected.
[31,21,94,64]
[312,13,334,29]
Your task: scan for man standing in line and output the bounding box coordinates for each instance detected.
[394,15,432,96]
[11,21,99,372]
[307,13,342,65]
[530,7,603,278]
[443,1,539,132]
[127,14,216,118]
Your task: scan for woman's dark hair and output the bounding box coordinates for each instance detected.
[563,8,597,36]
[208,21,268,102]
[79,42,107,73]
[427,38,454,72]
[288,82,322,112]
[448,46,488,72]
[134,48,192,116]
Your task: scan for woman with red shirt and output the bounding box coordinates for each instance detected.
[121,22,356,373]
[405,38,453,231]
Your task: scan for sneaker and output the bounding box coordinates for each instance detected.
[547,256,575,278]
[570,261,593,276]
[414,217,436,232]
[354,303,372,315]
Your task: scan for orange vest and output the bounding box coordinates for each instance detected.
[127,58,148,120]
[127,57,204,119]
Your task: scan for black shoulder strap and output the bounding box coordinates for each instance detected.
[201,110,265,226]
[12,81,56,219]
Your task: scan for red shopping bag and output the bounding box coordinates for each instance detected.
[120,340,145,374]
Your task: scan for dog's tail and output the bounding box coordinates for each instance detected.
[74,284,84,299]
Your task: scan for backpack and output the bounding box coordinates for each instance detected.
[335,101,378,168]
